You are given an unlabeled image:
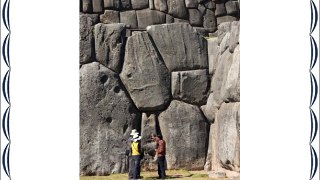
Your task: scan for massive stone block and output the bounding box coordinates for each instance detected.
[185,0,198,8]
[131,0,149,9]
[120,32,171,111]
[228,21,240,53]
[154,0,168,12]
[158,100,209,170]
[147,23,208,72]
[221,45,240,102]
[100,10,120,24]
[136,9,166,29]
[104,0,121,9]
[203,9,217,29]
[211,102,240,172]
[82,0,93,13]
[219,32,230,54]
[225,1,239,16]
[207,37,219,75]
[94,23,126,73]
[167,0,188,19]
[188,9,203,26]
[204,1,215,10]
[80,62,141,175]
[120,0,132,9]
[80,14,99,65]
[217,15,237,25]
[204,124,214,171]
[215,3,227,17]
[171,69,209,105]
[92,0,104,13]
[120,10,138,29]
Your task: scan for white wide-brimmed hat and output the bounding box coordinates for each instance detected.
[130,129,139,136]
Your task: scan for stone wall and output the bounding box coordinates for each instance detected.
[80,0,240,178]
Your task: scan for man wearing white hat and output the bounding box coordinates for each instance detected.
[131,133,142,179]
[127,129,139,179]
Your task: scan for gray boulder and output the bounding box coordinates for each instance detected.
[200,93,219,123]
[203,9,217,29]
[217,15,238,25]
[120,32,171,111]
[185,0,198,8]
[94,23,126,73]
[136,9,166,29]
[104,0,121,9]
[204,1,215,10]
[154,0,168,12]
[120,0,132,9]
[174,18,189,23]
[221,45,240,102]
[80,62,141,175]
[147,23,208,72]
[92,0,104,13]
[188,9,203,26]
[82,0,93,13]
[80,14,99,65]
[225,1,239,15]
[219,32,230,54]
[215,3,227,17]
[158,100,209,170]
[209,50,233,106]
[141,113,157,145]
[198,4,206,15]
[120,10,138,29]
[207,37,219,75]
[217,22,231,45]
[100,10,120,24]
[167,0,188,19]
[228,21,240,53]
[132,0,149,9]
[211,102,240,172]
[166,14,174,23]
[171,69,209,105]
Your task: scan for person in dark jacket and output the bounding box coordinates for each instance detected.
[155,135,166,179]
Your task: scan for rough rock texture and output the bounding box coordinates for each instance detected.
[120,10,138,29]
[166,14,174,23]
[154,0,168,12]
[92,0,104,13]
[171,69,209,105]
[158,100,209,170]
[215,3,227,17]
[188,9,203,26]
[228,21,240,53]
[211,102,240,172]
[82,0,93,13]
[219,32,230,54]
[221,45,240,102]
[104,0,121,9]
[120,32,171,111]
[100,10,120,24]
[204,1,215,10]
[136,9,166,29]
[147,23,208,72]
[185,0,198,8]
[167,0,188,19]
[80,14,99,65]
[200,93,219,123]
[203,9,217,29]
[174,18,189,23]
[225,1,238,15]
[120,0,132,9]
[80,62,141,175]
[207,37,219,75]
[131,0,149,9]
[149,0,155,9]
[217,15,237,25]
[94,23,126,73]
[141,113,157,144]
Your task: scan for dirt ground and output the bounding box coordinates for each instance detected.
[80,170,232,180]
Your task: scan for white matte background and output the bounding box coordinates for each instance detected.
[0,0,317,179]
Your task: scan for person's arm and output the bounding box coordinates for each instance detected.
[158,141,164,155]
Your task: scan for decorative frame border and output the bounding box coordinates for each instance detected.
[1,0,11,179]
[309,0,319,179]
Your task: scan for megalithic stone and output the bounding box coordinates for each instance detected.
[82,0,93,13]
[92,0,104,13]
[120,32,171,111]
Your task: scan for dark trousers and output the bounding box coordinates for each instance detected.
[128,156,133,179]
[157,156,166,178]
[132,155,141,179]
